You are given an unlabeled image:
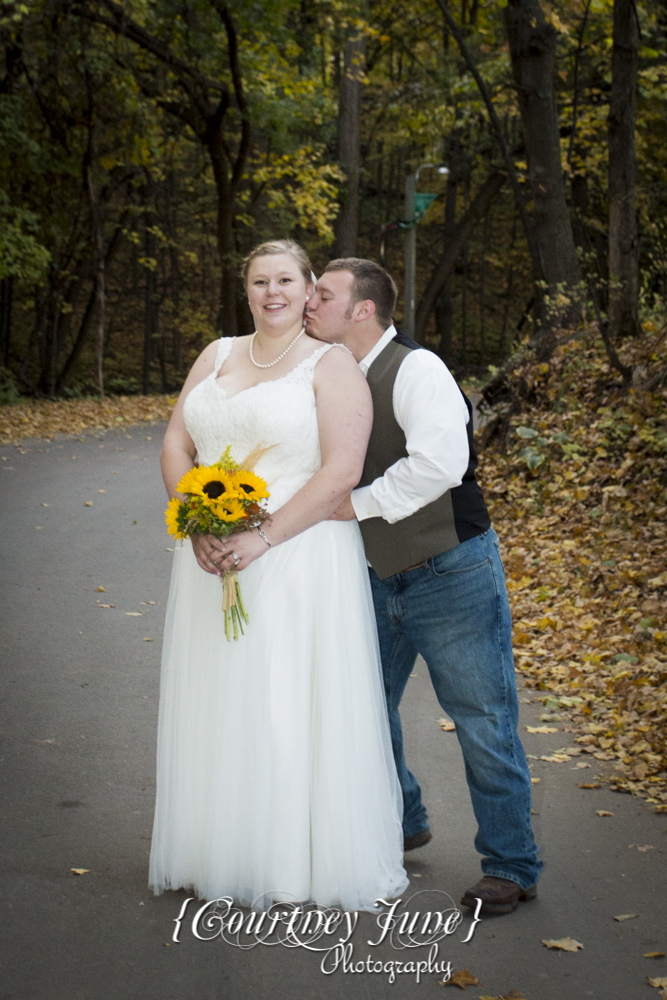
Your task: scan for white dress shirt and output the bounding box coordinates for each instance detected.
[351,325,470,524]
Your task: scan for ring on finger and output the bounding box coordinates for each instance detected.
[231,551,241,567]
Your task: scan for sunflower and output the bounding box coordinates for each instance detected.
[165,496,184,539]
[231,469,270,501]
[211,497,247,523]
[177,465,240,503]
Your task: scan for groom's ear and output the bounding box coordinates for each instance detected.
[352,299,376,322]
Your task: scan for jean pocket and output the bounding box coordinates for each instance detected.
[430,549,491,578]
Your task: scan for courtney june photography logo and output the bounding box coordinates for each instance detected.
[171,891,483,983]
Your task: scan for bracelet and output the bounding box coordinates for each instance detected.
[257,527,272,548]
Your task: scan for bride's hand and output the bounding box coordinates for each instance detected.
[191,533,228,575]
[215,529,271,573]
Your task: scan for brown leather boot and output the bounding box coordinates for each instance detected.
[403,829,432,852]
[460,875,537,915]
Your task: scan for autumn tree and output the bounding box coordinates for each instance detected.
[503,0,582,334]
[608,0,640,339]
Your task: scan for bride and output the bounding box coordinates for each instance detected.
[148,239,408,911]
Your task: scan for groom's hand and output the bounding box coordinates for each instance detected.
[329,495,356,521]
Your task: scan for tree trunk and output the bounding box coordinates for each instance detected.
[166,170,183,375]
[436,135,461,364]
[479,210,489,366]
[608,0,639,339]
[56,220,125,393]
[208,133,238,337]
[142,192,156,394]
[0,276,13,367]
[415,170,506,341]
[333,32,366,257]
[503,0,582,325]
[86,167,106,398]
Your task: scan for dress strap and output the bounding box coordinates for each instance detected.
[213,336,235,376]
[305,342,352,369]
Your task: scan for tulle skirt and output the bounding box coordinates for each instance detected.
[148,519,408,912]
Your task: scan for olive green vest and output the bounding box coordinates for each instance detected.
[358,339,460,579]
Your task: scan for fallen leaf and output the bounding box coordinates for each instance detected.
[34,526,42,529]
[95,586,105,592]
[645,952,666,959]
[542,937,584,952]
[531,777,540,784]
[98,489,105,493]
[141,600,157,605]
[70,868,89,875]
[438,719,456,731]
[97,604,115,608]
[648,977,667,988]
[143,637,154,642]
[84,501,93,507]
[41,502,48,506]
[629,844,654,851]
[596,810,613,816]
[526,725,559,733]
[479,994,526,1000]
[541,753,571,762]
[125,612,143,617]
[576,783,601,789]
[613,913,638,921]
[442,968,481,988]
[575,762,591,768]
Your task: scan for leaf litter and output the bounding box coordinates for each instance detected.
[0,395,175,445]
[478,330,667,807]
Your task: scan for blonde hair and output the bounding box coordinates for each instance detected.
[241,240,312,288]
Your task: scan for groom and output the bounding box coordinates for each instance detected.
[305,258,542,916]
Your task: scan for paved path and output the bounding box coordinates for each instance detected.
[1,425,666,1000]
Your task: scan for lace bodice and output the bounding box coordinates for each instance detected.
[183,337,340,511]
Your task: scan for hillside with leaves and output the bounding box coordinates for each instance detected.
[479,323,667,806]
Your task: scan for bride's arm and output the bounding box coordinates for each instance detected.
[160,340,229,575]
[160,340,218,498]
[217,346,372,572]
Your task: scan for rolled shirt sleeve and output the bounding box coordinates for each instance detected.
[351,348,470,524]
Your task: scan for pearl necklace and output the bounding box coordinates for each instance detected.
[249,327,305,369]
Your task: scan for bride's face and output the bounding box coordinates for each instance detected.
[246,254,311,335]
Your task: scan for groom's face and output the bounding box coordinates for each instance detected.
[304,270,355,344]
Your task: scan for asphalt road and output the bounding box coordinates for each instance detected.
[1,423,666,1000]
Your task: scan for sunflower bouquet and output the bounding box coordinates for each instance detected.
[165,446,271,641]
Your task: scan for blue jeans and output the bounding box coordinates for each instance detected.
[370,527,542,889]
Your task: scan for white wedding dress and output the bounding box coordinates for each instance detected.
[148,336,409,911]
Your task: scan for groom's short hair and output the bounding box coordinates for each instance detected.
[324,258,397,330]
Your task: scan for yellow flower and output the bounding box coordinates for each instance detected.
[165,497,184,539]
[177,465,239,503]
[211,497,247,523]
[232,469,270,501]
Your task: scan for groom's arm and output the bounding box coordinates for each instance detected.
[349,349,470,524]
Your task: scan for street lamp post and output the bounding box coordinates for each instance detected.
[403,163,449,339]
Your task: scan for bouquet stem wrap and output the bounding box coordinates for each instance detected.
[222,571,249,641]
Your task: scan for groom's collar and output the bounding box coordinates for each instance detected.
[358,324,397,376]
